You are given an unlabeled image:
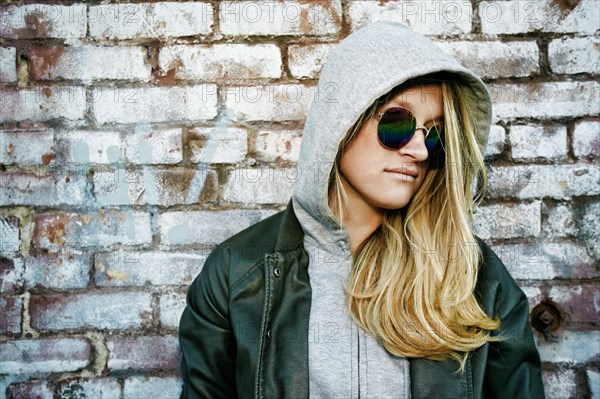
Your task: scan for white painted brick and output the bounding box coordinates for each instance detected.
[25,251,90,290]
[0,173,86,207]
[0,256,24,293]
[0,129,54,165]
[34,211,153,251]
[288,44,336,79]
[223,167,295,205]
[549,36,600,75]
[0,47,16,83]
[0,296,22,334]
[544,204,577,238]
[89,2,213,40]
[535,330,599,363]
[479,0,599,35]
[509,125,567,160]
[158,209,276,245]
[159,293,186,329]
[573,120,599,158]
[190,127,248,164]
[220,1,341,36]
[487,164,600,199]
[58,128,183,165]
[57,130,121,164]
[489,81,600,122]
[6,380,54,399]
[95,250,205,287]
[542,368,577,399]
[548,285,599,323]
[93,167,217,206]
[92,168,143,206]
[159,44,282,80]
[0,4,87,39]
[30,292,153,330]
[92,85,218,124]
[254,129,303,162]
[29,45,151,82]
[490,242,598,280]
[59,379,121,399]
[581,201,600,259]
[123,127,182,165]
[0,216,20,255]
[349,0,473,35]
[224,84,313,122]
[0,338,90,374]
[484,125,505,158]
[107,335,180,371]
[473,201,541,239]
[588,369,600,399]
[520,286,543,310]
[124,376,182,399]
[0,86,86,123]
[435,40,539,79]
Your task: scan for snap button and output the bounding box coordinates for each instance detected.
[267,329,272,339]
[273,267,281,277]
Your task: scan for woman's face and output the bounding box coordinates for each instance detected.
[339,84,443,213]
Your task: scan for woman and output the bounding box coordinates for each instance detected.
[179,21,545,398]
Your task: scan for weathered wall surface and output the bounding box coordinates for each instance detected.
[0,1,598,398]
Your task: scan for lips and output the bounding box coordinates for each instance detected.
[384,167,418,178]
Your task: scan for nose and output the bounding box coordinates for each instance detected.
[398,127,429,162]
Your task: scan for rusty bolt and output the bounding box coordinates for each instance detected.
[539,310,554,325]
[531,302,561,334]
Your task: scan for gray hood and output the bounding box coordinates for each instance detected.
[291,21,492,237]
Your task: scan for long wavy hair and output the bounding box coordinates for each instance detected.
[326,73,502,372]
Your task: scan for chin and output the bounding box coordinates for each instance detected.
[374,198,412,210]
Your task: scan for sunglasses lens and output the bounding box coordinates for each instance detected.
[425,124,443,152]
[377,108,416,149]
[426,124,445,168]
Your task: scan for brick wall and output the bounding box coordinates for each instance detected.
[0,1,598,398]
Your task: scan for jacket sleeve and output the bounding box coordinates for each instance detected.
[478,239,546,399]
[179,245,237,398]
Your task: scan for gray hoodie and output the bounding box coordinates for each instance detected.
[290,21,492,398]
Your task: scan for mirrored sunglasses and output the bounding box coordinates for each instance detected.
[376,107,445,168]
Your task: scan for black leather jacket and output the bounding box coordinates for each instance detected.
[179,199,545,398]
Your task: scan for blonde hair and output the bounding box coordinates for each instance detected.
[326,74,501,372]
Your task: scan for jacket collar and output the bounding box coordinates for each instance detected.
[273,199,305,253]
